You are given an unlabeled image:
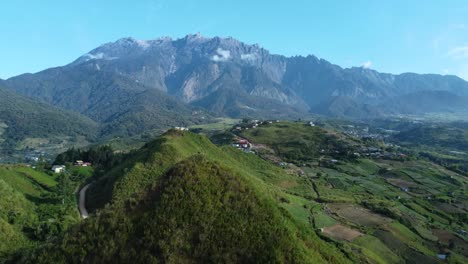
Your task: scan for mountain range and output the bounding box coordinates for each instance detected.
[2,34,468,147]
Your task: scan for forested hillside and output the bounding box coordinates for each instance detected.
[0,85,98,154]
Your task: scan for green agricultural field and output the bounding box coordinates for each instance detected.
[234,121,468,263]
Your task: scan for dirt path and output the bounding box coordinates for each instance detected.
[79,183,91,219]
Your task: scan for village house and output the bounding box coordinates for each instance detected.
[51,165,66,173]
[174,126,189,131]
[239,139,250,148]
[74,160,92,167]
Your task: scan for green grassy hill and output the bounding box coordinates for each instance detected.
[239,121,359,163]
[21,130,351,263]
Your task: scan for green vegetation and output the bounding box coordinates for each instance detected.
[19,131,350,263]
[189,117,241,130]
[0,85,98,158]
[240,122,358,163]
[2,120,467,263]
[0,165,92,261]
[236,121,468,263]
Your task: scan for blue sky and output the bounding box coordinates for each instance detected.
[1,0,468,79]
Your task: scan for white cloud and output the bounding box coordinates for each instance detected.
[361,60,372,69]
[135,39,150,49]
[447,46,468,59]
[211,48,231,62]
[241,53,257,61]
[86,52,105,60]
[83,52,118,62]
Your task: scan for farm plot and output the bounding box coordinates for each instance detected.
[327,203,392,227]
[432,229,468,257]
[374,229,439,264]
[322,224,363,241]
[386,178,418,189]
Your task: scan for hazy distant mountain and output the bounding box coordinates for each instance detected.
[380,90,468,115]
[6,68,209,137]
[6,34,468,120]
[310,96,385,119]
[0,83,98,150]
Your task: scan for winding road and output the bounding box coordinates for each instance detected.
[79,183,91,219]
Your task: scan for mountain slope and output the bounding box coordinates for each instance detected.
[380,90,468,115]
[6,69,209,137]
[6,34,468,120]
[192,87,306,118]
[0,84,98,151]
[21,131,351,263]
[310,96,385,119]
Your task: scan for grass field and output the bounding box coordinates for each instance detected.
[328,203,392,227]
[322,224,363,241]
[352,235,401,264]
[189,117,240,130]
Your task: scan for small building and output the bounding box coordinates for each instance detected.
[51,165,66,173]
[437,254,448,260]
[238,139,250,149]
[174,127,189,131]
[74,160,92,167]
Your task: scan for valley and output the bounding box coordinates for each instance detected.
[1,119,466,263]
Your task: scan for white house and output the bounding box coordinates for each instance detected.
[51,165,66,173]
